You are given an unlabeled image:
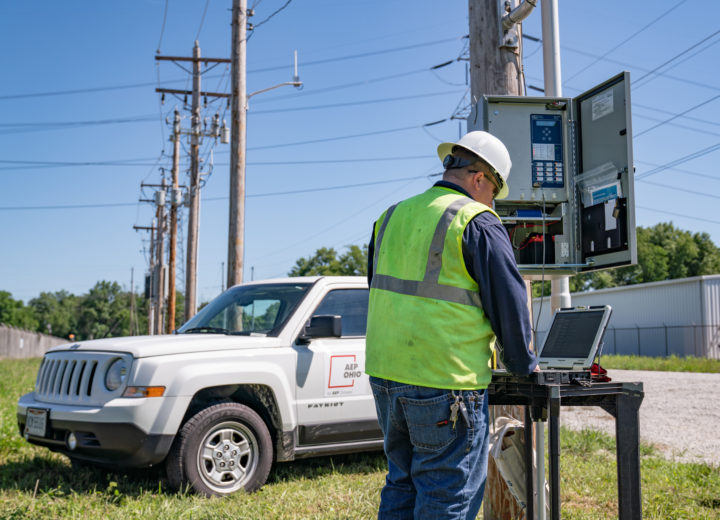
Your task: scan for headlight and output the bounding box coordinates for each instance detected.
[105,358,128,391]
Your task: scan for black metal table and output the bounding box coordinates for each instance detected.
[487,379,644,520]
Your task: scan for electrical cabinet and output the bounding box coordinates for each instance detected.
[469,72,636,276]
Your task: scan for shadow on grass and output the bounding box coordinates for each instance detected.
[0,449,387,496]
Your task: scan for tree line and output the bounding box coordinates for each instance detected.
[289,223,720,296]
[0,281,185,341]
[2,222,718,341]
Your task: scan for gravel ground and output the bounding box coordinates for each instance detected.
[561,369,720,466]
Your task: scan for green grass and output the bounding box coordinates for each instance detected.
[601,354,720,373]
[2,358,719,519]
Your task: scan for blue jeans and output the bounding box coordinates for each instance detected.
[369,376,489,520]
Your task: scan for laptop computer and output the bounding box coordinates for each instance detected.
[493,305,612,385]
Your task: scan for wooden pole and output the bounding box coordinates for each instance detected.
[155,180,166,334]
[185,41,202,321]
[468,1,533,518]
[227,0,247,289]
[167,109,180,333]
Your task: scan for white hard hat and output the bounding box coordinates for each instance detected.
[437,131,512,200]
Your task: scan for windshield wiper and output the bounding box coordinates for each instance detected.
[182,326,230,334]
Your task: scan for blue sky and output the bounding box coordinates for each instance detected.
[1,0,719,304]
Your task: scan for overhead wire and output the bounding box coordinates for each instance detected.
[563,0,689,84]
[195,0,211,41]
[0,173,433,211]
[632,28,720,89]
[636,205,720,225]
[635,141,720,180]
[634,93,720,138]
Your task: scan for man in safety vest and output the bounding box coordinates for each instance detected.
[366,130,538,519]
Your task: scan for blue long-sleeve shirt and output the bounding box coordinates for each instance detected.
[368,181,537,376]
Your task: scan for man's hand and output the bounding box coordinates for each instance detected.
[533,364,542,373]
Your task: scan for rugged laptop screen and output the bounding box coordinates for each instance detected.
[538,306,611,369]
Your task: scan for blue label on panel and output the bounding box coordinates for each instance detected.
[591,184,619,205]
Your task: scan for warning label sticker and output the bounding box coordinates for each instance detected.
[326,354,363,396]
[591,90,614,121]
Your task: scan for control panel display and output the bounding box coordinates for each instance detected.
[530,114,564,188]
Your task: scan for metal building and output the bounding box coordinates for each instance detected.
[532,275,720,359]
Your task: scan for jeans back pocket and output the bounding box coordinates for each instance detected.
[399,392,457,452]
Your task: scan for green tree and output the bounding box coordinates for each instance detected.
[76,281,131,340]
[533,222,720,296]
[0,291,38,330]
[29,290,78,338]
[288,245,368,276]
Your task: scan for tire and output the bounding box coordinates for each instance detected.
[166,402,273,496]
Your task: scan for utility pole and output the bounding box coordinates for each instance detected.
[468,1,539,519]
[155,180,167,334]
[148,221,156,335]
[156,44,231,322]
[129,267,135,336]
[167,109,181,333]
[185,41,203,322]
[228,0,248,289]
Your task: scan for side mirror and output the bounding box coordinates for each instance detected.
[297,315,342,343]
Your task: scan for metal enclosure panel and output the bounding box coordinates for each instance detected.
[574,72,637,271]
[472,96,572,202]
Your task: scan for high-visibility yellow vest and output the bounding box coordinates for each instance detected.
[365,186,500,390]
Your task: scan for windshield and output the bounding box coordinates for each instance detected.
[177,283,312,336]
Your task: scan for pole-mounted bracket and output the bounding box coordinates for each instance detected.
[498,0,537,49]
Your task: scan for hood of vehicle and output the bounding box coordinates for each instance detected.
[46,333,282,358]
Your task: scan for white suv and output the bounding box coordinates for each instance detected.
[17,276,382,496]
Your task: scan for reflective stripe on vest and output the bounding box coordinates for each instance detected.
[371,197,483,309]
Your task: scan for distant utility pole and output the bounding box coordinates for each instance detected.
[156,43,231,321]
[468,1,538,519]
[129,267,135,335]
[133,223,157,334]
[167,109,181,333]
[186,41,203,322]
[155,180,167,334]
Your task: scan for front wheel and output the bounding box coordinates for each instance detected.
[166,402,273,496]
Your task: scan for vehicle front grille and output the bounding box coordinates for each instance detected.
[34,352,131,405]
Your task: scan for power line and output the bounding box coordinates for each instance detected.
[252,0,293,30]
[634,93,720,138]
[635,160,720,182]
[524,35,720,93]
[251,89,463,114]
[157,0,169,53]
[195,0,211,41]
[637,178,720,200]
[633,29,720,88]
[247,36,463,74]
[635,142,720,180]
[636,205,720,226]
[0,174,430,211]
[564,0,689,84]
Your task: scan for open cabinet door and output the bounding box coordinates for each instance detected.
[574,71,637,271]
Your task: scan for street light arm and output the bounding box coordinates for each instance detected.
[247,81,303,101]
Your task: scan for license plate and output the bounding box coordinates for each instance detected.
[25,408,48,437]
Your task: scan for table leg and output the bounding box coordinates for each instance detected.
[524,406,534,520]
[615,392,643,519]
[549,387,561,520]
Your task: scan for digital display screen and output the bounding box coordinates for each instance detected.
[540,310,605,359]
[536,120,556,127]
